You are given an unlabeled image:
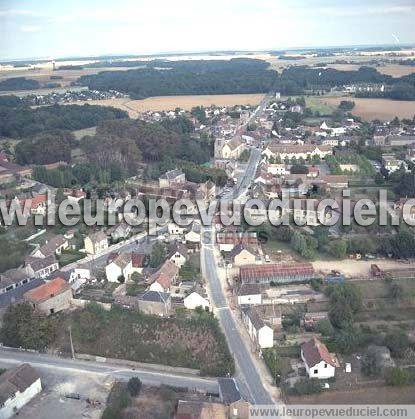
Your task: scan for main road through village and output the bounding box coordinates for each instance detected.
[200,93,276,405]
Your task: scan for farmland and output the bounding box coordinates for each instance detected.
[63,94,265,117]
[311,96,415,121]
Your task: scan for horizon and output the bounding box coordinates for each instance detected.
[1,0,415,60]
[1,42,415,63]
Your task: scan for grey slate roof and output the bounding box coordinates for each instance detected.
[138,290,170,304]
[0,363,40,405]
[218,378,242,404]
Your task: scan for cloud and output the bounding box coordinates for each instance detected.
[19,25,41,32]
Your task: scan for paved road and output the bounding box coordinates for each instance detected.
[201,241,274,405]
[200,92,276,404]
[0,348,218,393]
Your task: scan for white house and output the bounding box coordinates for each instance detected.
[301,337,337,379]
[184,222,201,244]
[84,231,108,255]
[106,253,132,282]
[184,292,210,310]
[0,363,42,419]
[242,307,274,349]
[168,242,188,268]
[237,284,262,306]
[167,223,185,236]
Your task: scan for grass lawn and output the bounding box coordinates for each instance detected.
[305,96,337,116]
[56,304,234,377]
[58,249,84,266]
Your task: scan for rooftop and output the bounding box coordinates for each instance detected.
[24,277,71,303]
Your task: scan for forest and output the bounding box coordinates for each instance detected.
[77,58,278,99]
[0,102,128,138]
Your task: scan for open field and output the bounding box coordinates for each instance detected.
[64,94,265,117]
[288,385,415,404]
[326,63,415,77]
[312,96,415,121]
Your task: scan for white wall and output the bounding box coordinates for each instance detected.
[258,325,274,349]
[184,292,210,310]
[237,294,262,306]
[301,351,336,379]
[106,262,122,282]
[0,378,42,419]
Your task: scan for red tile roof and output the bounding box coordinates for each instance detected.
[24,277,71,303]
[240,263,314,281]
[131,252,145,268]
[301,337,336,368]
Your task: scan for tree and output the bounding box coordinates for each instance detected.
[326,284,362,329]
[315,319,334,337]
[290,231,318,260]
[338,100,355,111]
[384,330,410,358]
[127,377,142,396]
[361,350,381,377]
[149,242,166,268]
[326,240,347,259]
[290,164,308,175]
[0,303,56,350]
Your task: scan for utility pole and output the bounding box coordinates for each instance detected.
[68,325,75,360]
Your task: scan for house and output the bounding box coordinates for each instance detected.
[84,231,108,255]
[262,144,332,161]
[215,137,246,159]
[237,283,262,306]
[0,266,36,295]
[183,292,210,310]
[168,242,188,268]
[228,244,258,266]
[218,378,250,419]
[184,221,201,245]
[216,232,258,252]
[33,235,68,258]
[131,252,146,274]
[25,255,59,279]
[242,306,274,349]
[148,260,179,293]
[0,364,42,419]
[240,263,315,284]
[64,188,86,202]
[382,155,407,173]
[16,194,48,216]
[159,169,186,188]
[167,222,185,236]
[105,253,133,282]
[106,223,131,242]
[137,290,171,316]
[322,175,349,189]
[301,337,337,379]
[23,277,73,315]
[175,400,227,419]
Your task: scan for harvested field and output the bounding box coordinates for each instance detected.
[325,63,415,77]
[63,94,265,117]
[312,96,415,121]
[288,385,415,404]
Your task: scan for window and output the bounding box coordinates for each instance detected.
[324,363,327,368]
[314,369,318,374]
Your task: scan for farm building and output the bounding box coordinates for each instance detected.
[239,263,315,284]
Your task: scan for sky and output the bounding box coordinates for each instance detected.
[0,0,415,60]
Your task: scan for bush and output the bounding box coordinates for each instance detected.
[293,378,322,395]
[384,330,410,358]
[385,368,411,386]
[127,377,142,396]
